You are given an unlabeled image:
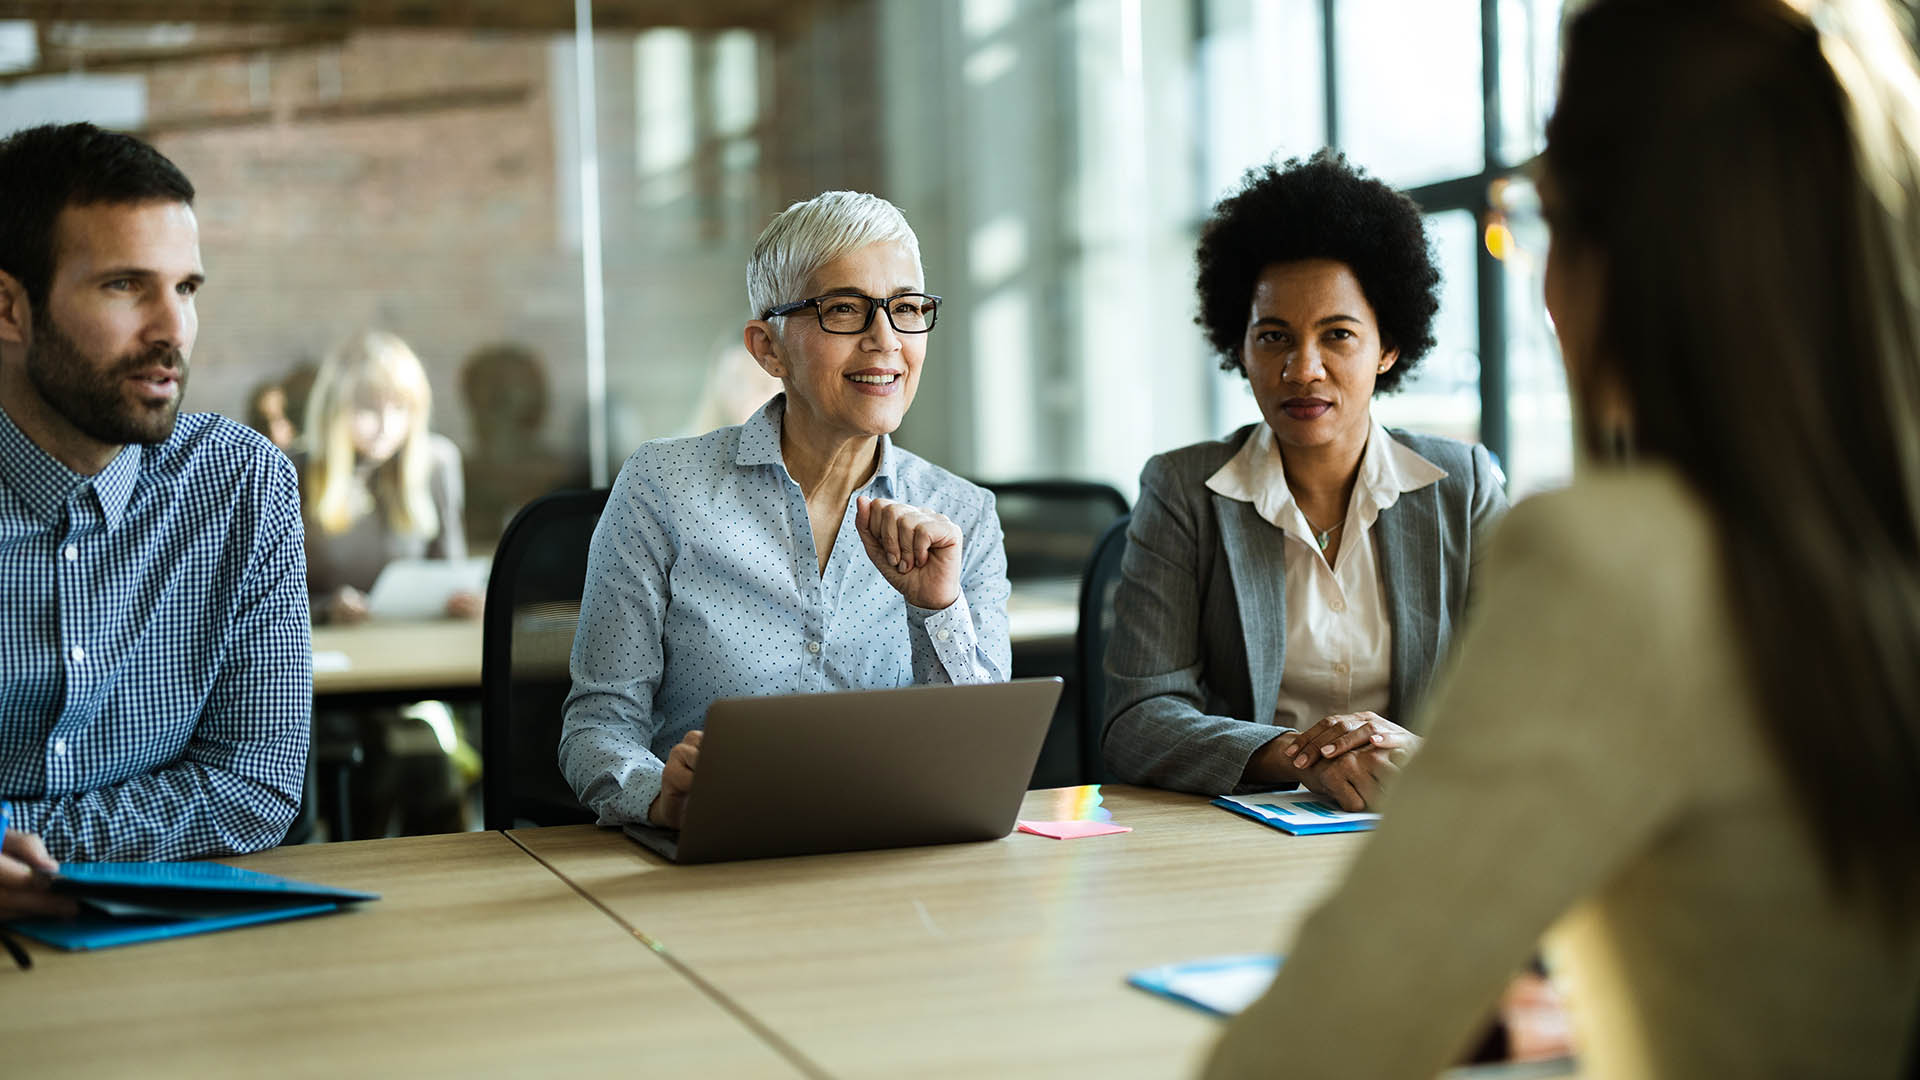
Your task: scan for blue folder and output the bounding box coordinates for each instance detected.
[5,861,379,951]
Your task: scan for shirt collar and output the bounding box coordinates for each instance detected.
[1205,418,1447,535]
[0,398,143,531]
[734,392,899,497]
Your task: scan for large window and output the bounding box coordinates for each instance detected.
[0,0,1581,507]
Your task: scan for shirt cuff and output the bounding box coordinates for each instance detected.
[908,591,979,682]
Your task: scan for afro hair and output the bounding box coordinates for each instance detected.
[1194,149,1440,394]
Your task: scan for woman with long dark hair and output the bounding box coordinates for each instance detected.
[1202,1,1920,1076]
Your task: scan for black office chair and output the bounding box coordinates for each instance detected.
[979,480,1129,788]
[981,480,1130,582]
[1075,514,1128,785]
[481,489,610,830]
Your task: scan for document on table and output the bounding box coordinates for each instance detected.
[367,556,491,619]
[1128,954,1280,1017]
[1130,953,1578,1078]
[1213,790,1379,835]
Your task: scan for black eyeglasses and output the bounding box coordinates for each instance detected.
[762,292,942,335]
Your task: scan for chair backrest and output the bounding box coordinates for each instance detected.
[981,480,1130,583]
[481,489,610,830]
[1075,513,1129,785]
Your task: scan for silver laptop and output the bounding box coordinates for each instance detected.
[623,677,1063,864]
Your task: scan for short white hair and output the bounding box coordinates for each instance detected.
[746,190,923,320]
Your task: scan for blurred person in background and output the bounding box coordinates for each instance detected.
[300,329,476,837]
[1203,1,1920,1076]
[244,377,296,452]
[301,329,476,624]
[561,190,1010,831]
[458,340,587,547]
[1102,150,1507,810]
[683,333,785,436]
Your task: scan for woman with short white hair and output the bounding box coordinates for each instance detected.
[561,190,1011,829]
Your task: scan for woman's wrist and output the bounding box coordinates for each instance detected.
[1243,733,1306,786]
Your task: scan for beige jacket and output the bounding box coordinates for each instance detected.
[1202,466,1920,1079]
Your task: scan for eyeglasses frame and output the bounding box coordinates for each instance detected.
[761,291,943,335]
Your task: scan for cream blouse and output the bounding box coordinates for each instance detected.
[1202,418,1447,730]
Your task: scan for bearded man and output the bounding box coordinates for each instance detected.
[0,123,309,918]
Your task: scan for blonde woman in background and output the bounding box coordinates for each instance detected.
[301,330,478,838]
[300,329,477,624]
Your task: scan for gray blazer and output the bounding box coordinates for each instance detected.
[1101,424,1508,794]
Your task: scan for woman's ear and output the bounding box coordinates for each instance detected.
[743,320,788,380]
[1376,344,1400,376]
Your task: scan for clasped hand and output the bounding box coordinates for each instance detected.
[855,495,962,611]
[1274,712,1423,813]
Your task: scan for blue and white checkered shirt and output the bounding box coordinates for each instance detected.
[561,394,1012,825]
[0,404,310,861]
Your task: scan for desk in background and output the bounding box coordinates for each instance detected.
[2,830,802,1078]
[311,583,1084,703]
[311,618,484,703]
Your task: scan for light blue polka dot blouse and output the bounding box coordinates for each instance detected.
[560,394,1012,824]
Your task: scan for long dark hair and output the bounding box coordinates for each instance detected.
[1546,0,1920,918]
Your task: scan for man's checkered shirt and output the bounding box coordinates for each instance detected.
[0,403,310,861]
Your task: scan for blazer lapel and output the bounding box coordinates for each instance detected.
[1376,485,1442,724]
[1213,494,1289,728]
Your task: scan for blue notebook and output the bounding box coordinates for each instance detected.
[1212,791,1379,835]
[5,861,379,951]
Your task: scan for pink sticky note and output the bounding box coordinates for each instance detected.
[1016,819,1131,840]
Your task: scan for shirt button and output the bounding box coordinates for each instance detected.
[1329,598,1346,613]
[806,641,821,655]
[70,645,86,663]
[63,544,78,562]
[1333,661,1349,675]
[52,738,67,756]
[935,629,952,643]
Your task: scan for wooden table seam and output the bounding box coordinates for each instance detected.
[501,829,835,1080]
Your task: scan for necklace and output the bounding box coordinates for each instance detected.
[1300,511,1344,551]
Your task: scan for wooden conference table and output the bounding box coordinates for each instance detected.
[5,787,1373,1079]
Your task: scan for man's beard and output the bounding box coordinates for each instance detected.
[26,310,189,447]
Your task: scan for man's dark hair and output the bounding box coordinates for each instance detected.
[0,122,195,309]
[1194,148,1439,393]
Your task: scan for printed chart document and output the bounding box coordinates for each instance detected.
[1129,954,1577,1078]
[1128,954,1280,1017]
[367,556,490,619]
[1212,790,1380,835]
[4,861,379,950]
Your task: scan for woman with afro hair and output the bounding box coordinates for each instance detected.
[1100,149,1506,810]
